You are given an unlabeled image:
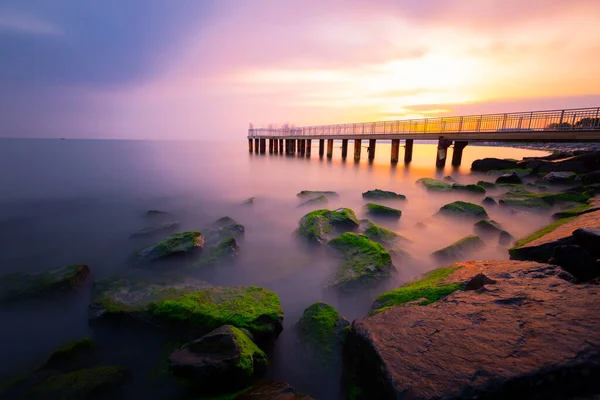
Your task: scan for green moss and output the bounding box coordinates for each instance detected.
[148,286,283,337]
[193,237,239,268]
[417,177,453,191]
[477,181,496,189]
[203,220,245,247]
[510,217,577,250]
[362,220,398,244]
[431,235,485,262]
[296,208,359,243]
[228,326,268,377]
[299,195,328,207]
[136,231,203,262]
[451,183,486,194]
[365,203,402,218]
[297,190,339,198]
[362,189,406,200]
[45,338,95,368]
[438,201,488,219]
[474,219,503,234]
[552,203,593,219]
[499,191,589,212]
[371,266,463,314]
[296,303,349,361]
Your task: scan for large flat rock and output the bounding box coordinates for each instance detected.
[346,260,600,399]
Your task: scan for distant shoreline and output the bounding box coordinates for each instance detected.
[471,141,600,153]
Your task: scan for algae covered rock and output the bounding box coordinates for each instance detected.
[473,220,503,237]
[360,220,398,245]
[437,201,488,219]
[477,180,496,189]
[451,183,486,194]
[193,237,240,268]
[296,208,359,243]
[362,189,406,200]
[136,231,204,262]
[298,195,328,207]
[495,171,523,185]
[365,203,401,219]
[297,190,339,198]
[204,217,245,247]
[0,265,90,304]
[482,196,497,206]
[296,302,349,363]
[416,177,452,191]
[431,235,485,262]
[328,233,396,291]
[169,325,267,390]
[43,338,97,371]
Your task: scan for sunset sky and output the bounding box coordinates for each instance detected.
[1,0,599,140]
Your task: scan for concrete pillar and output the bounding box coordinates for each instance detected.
[298,139,305,156]
[436,138,452,168]
[259,139,266,154]
[341,139,348,159]
[404,139,414,163]
[273,138,279,153]
[269,139,274,154]
[248,139,253,153]
[285,140,291,155]
[319,139,325,157]
[327,139,334,158]
[390,139,400,163]
[368,139,376,161]
[254,138,259,154]
[354,139,362,161]
[451,141,468,166]
[306,139,312,156]
[279,139,284,155]
[292,139,297,153]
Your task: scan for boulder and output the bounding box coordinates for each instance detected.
[297,190,339,198]
[416,177,452,191]
[482,196,497,206]
[583,170,600,185]
[473,220,503,237]
[471,158,519,172]
[43,338,97,371]
[136,231,204,262]
[236,380,315,400]
[549,245,600,282]
[169,325,267,390]
[451,183,486,194]
[130,221,180,237]
[296,208,359,243]
[464,273,497,290]
[0,265,90,304]
[495,171,523,185]
[537,151,600,174]
[298,195,328,207]
[327,233,396,291]
[499,230,515,246]
[542,171,578,184]
[242,197,255,205]
[437,201,488,219]
[193,237,240,268]
[573,227,600,257]
[204,217,245,247]
[431,235,485,262]
[477,180,497,189]
[365,203,402,219]
[296,303,349,363]
[345,260,600,400]
[362,189,406,200]
[359,220,399,245]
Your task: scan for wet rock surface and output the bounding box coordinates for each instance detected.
[495,171,523,184]
[471,158,519,172]
[236,380,315,399]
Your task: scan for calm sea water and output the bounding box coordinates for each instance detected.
[0,138,549,399]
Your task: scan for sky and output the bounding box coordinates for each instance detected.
[1,0,599,140]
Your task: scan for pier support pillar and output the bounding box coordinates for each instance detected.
[390,139,400,163]
[327,139,334,158]
[306,139,312,156]
[451,141,468,166]
[319,139,325,157]
[435,138,452,168]
[273,138,279,153]
[298,139,305,156]
[279,139,284,155]
[354,140,362,161]
[368,139,376,161]
[341,139,348,159]
[259,139,266,154]
[269,139,274,154]
[248,139,253,153]
[285,140,291,155]
[254,139,259,154]
[404,139,414,163]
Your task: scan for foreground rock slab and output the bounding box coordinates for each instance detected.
[345,260,600,400]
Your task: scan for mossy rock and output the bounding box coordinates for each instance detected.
[169,325,267,390]
[328,233,396,291]
[365,203,401,219]
[437,201,488,219]
[362,189,406,200]
[0,265,90,304]
[136,231,204,262]
[451,183,486,194]
[296,303,349,363]
[371,266,463,314]
[416,178,452,191]
[552,203,595,219]
[203,217,245,247]
[473,220,503,237]
[482,196,497,206]
[130,221,181,238]
[43,338,96,371]
[296,208,359,243]
[24,366,128,400]
[477,181,496,189]
[431,235,485,262]
[359,220,398,245]
[193,237,240,268]
[298,195,328,207]
[297,191,339,198]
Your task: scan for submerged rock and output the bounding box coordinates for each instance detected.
[451,183,486,194]
[296,208,359,243]
[482,196,497,206]
[297,190,339,198]
[136,231,204,262]
[473,219,503,237]
[169,325,267,390]
[416,177,452,191]
[146,209,169,216]
[365,203,402,219]
[296,302,349,363]
[359,220,399,245]
[499,230,515,246]
[0,265,90,304]
[43,337,97,371]
[362,189,406,200]
[437,201,488,219]
[443,176,455,182]
[298,195,328,207]
[477,180,497,189]
[193,237,240,268]
[203,217,245,247]
[431,235,485,262]
[328,233,396,291]
[471,158,519,172]
[495,171,523,184]
[130,221,180,237]
[242,197,255,205]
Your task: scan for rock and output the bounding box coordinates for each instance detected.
[365,203,402,219]
[242,197,255,205]
[43,338,96,371]
[499,230,515,246]
[549,245,600,282]
[451,183,486,194]
[169,325,267,391]
[193,237,240,268]
[298,195,328,207]
[542,171,578,184]
[471,158,519,172]
[90,280,283,345]
[345,260,600,400]
[495,171,523,184]
[473,219,503,237]
[296,303,349,363]
[0,265,90,304]
[359,220,399,245]
[146,209,168,215]
[296,208,359,244]
[362,189,406,200]
[203,217,245,247]
[416,177,452,191]
[297,190,339,198]
[328,233,396,291]
[437,201,488,219]
[583,170,600,185]
[573,227,600,257]
[236,380,315,400]
[464,273,497,290]
[537,151,600,174]
[130,221,180,237]
[431,235,485,262]
[477,180,497,189]
[443,176,455,182]
[136,231,204,262]
[488,168,532,177]
[482,196,497,206]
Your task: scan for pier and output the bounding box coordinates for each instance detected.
[248,107,600,167]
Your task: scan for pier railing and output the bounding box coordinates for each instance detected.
[248,107,600,138]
